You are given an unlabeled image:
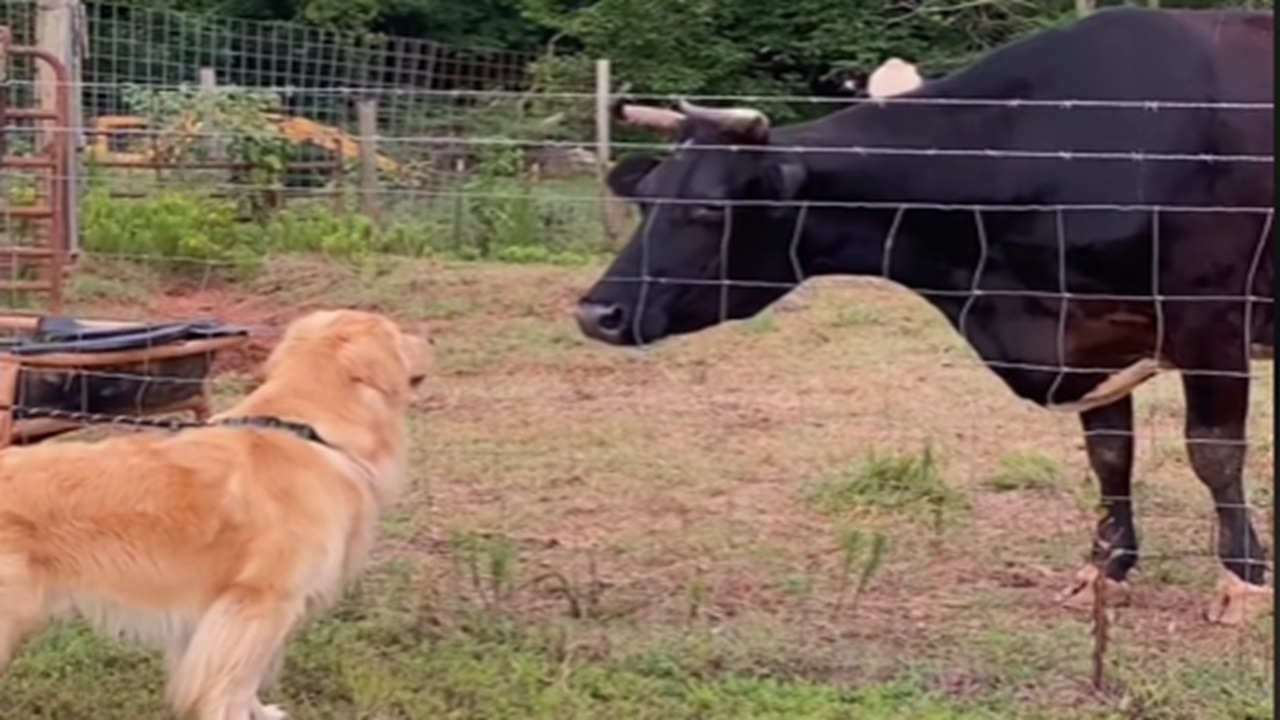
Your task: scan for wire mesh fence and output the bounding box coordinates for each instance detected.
[1,0,605,278]
[0,1,1274,717]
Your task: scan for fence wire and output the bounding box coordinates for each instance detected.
[0,3,1274,714]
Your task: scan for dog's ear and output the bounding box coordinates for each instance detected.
[335,319,411,398]
[265,309,337,379]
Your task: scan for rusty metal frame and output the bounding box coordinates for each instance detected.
[0,313,250,448]
[0,27,254,450]
[0,24,71,312]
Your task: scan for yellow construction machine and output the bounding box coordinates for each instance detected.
[85,113,405,178]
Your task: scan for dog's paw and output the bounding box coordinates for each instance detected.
[251,703,289,720]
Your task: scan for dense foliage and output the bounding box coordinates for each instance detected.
[106,0,1270,100]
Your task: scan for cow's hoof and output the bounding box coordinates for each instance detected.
[1205,573,1273,627]
[1054,564,1131,609]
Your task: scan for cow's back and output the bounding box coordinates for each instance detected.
[859,8,1276,397]
[1178,11,1273,197]
[1178,10,1274,105]
[1172,11,1275,322]
[961,8,1272,104]
[909,8,1274,291]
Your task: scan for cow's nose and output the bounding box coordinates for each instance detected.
[575,300,627,341]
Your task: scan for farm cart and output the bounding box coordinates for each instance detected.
[0,314,249,449]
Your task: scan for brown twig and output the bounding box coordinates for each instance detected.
[1090,540,1112,692]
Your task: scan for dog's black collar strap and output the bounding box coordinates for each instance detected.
[1,406,333,448]
[214,416,333,448]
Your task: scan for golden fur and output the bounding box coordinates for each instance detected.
[0,309,432,720]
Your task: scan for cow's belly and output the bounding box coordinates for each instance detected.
[984,339,1271,415]
[968,302,1162,410]
[982,360,1158,412]
[1250,302,1274,351]
[1042,358,1165,413]
[936,295,1269,413]
[1044,344,1273,414]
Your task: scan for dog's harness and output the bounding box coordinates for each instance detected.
[7,406,334,448]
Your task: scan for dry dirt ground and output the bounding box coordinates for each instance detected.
[2,254,1272,719]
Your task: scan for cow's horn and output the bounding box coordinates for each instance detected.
[676,100,770,137]
[613,102,686,132]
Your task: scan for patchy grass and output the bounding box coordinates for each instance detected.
[4,597,1009,720]
[985,450,1064,493]
[2,256,1272,719]
[737,312,780,336]
[830,304,884,328]
[807,444,965,524]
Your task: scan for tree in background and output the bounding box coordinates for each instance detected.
[98,0,1272,105]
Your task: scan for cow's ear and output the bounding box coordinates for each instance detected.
[766,157,807,201]
[606,154,662,200]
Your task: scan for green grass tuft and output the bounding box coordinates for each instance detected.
[808,444,965,523]
[984,450,1063,493]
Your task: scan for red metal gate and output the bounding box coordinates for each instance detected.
[0,24,71,313]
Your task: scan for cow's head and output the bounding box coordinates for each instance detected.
[575,100,810,346]
[575,61,930,347]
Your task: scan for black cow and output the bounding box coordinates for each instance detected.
[575,8,1274,625]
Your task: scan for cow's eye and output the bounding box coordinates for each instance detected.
[689,205,725,223]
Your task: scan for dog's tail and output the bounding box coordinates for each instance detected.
[168,587,300,718]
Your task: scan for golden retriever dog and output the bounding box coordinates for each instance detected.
[0,309,431,720]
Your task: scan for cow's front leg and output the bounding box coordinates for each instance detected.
[1057,396,1137,608]
[1182,372,1272,625]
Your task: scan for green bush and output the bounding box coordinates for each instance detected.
[78,179,606,277]
[80,187,263,274]
[79,188,382,275]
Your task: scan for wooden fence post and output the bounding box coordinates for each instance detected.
[594,58,625,247]
[356,98,381,226]
[35,0,71,152]
[35,0,75,294]
[1,26,9,168]
[197,67,226,163]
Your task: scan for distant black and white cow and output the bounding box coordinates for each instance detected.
[575,8,1275,625]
